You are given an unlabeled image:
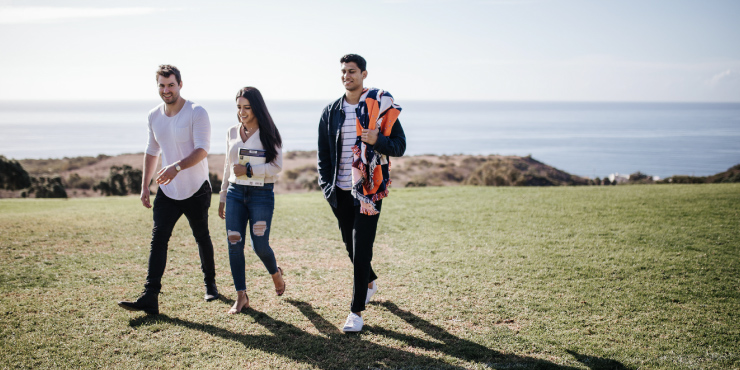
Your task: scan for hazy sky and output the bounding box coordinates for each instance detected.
[1,0,738,102]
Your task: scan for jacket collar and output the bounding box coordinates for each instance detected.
[331,95,345,112]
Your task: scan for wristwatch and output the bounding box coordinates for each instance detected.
[175,163,182,172]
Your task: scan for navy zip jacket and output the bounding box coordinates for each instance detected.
[317,95,406,208]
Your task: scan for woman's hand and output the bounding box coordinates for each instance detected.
[218,202,226,220]
[233,164,247,177]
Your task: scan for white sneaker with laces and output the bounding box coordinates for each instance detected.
[342,313,364,333]
[365,281,378,304]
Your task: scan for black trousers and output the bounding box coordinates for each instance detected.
[144,181,216,294]
[331,189,382,313]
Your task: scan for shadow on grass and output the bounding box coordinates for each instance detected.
[565,350,628,370]
[129,299,626,369]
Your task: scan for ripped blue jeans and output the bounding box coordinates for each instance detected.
[225,182,277,292]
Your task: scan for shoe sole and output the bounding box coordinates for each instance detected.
[118,302,158,315]
[343,314,364,333]
[204,294,220,302]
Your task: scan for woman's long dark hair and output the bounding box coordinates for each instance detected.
[236,87,282,164]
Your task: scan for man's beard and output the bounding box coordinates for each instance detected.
[162,93,178,104]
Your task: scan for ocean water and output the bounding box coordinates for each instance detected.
[1,100,739,179]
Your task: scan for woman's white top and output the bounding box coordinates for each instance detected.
[219,124,282,203]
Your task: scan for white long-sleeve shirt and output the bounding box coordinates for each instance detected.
[145,100,211,200]
[219,124,282,203]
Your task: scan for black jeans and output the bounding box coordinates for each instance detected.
[331,189,382,313]
[144,181,216,294]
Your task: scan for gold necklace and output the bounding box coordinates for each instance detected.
[243,124,257,138]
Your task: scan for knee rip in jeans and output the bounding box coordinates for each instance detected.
[227,230,242,244]
[253,221,267,237]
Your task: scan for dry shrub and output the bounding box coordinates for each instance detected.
[65,173,96,190]
[283,150,317,160]
[280,165,320,191]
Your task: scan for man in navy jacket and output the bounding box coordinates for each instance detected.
[317,54,406,332]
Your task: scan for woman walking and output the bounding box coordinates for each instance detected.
[218,87,285,314]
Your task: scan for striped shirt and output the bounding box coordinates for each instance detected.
[337,100,358,190]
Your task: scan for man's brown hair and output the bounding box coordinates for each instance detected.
[156,64,182,84]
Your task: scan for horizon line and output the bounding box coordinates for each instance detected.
[1,98,739,104]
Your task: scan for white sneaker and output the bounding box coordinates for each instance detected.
[342,313,364,333]
[365,281,378,304]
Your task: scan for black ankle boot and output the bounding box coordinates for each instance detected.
[118,290,159,315]
[204,281,219,302]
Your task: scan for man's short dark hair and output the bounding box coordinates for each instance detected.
[340,54,366,72]
[156,64,182,84]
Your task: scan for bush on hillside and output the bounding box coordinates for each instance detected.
[209,172,222,193]
[94,165,142,196]
[0,155,32,190]
[65,173,96,190]
[281,165,319,191]
[658,176,706,184]
[627,171,654,184]
[28,176,67,198]
[283,150,317,160]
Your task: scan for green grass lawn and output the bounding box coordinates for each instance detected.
[1,184,738,369]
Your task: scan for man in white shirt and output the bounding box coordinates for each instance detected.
[119,65,218,315]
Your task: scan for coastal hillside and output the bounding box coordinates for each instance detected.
[661,164,740,184]
[6,152,740,199]
[10,151,592,198]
